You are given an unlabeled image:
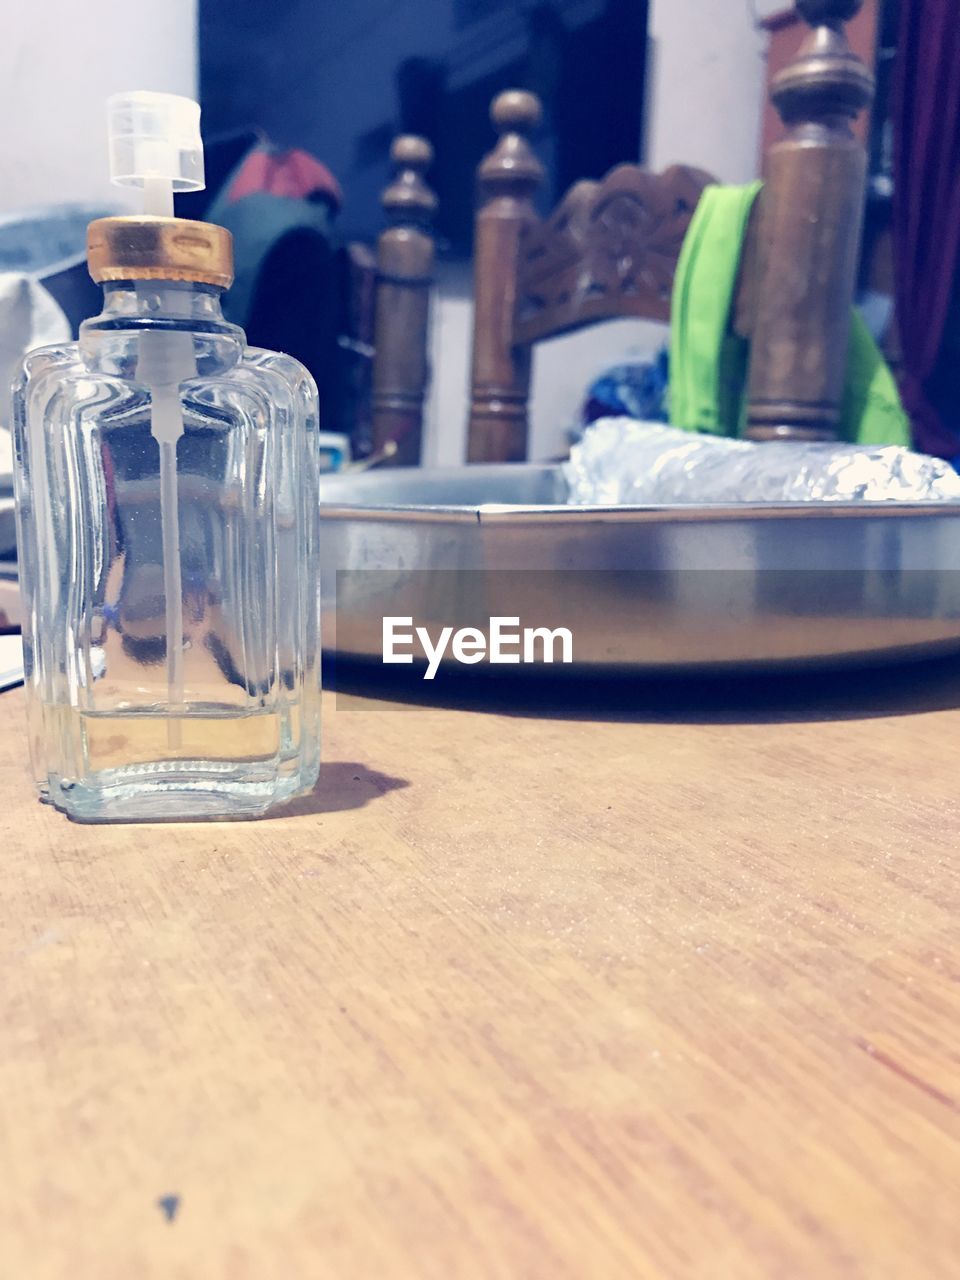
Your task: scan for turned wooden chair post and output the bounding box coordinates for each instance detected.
[371,136,437,466]
[467,91,545,464]
[745,0,875,441]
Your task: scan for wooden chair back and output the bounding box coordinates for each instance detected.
[467,0,875,462]
[369,136,437,467]
[514,163,716,343]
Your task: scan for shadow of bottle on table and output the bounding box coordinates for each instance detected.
[268,760,409,820]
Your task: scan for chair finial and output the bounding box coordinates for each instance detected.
[381,134,436,225]
[772,0,873,126]
[490,90,542,135]
[390,135,433,173]
[479,90,545,192]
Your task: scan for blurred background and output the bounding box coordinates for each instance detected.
[0,0,769,230]
[0,0,930,468]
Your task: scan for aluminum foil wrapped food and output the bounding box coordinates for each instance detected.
[564,419,960,505]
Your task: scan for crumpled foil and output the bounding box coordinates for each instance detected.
[563,418,960,505]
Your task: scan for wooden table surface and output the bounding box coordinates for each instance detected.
[2,662,959,1279]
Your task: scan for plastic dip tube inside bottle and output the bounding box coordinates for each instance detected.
[109,95,204,750]
[135,312,194,747]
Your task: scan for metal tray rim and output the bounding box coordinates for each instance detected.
[318,463,960,524]
[320,498,960,525]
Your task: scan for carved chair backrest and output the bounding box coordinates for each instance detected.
[514,164,715,344]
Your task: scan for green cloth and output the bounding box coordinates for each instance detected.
[668,183,911,447]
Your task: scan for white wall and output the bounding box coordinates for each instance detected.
[644,0,766,183]
[0,0,198,214]
[424,264,474,468]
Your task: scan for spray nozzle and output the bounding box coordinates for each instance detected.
[107,91,205,217]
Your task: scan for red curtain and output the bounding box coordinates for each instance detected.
[893,0,960,457]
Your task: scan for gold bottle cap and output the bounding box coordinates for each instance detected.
[87,216,234,288]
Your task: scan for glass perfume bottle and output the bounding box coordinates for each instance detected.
[12,92,321,820]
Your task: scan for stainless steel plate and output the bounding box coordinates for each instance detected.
[319,465,960,672]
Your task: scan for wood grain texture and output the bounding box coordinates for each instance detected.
[1,663,959,1279]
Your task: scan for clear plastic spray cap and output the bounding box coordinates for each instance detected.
[107,91,205,216]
